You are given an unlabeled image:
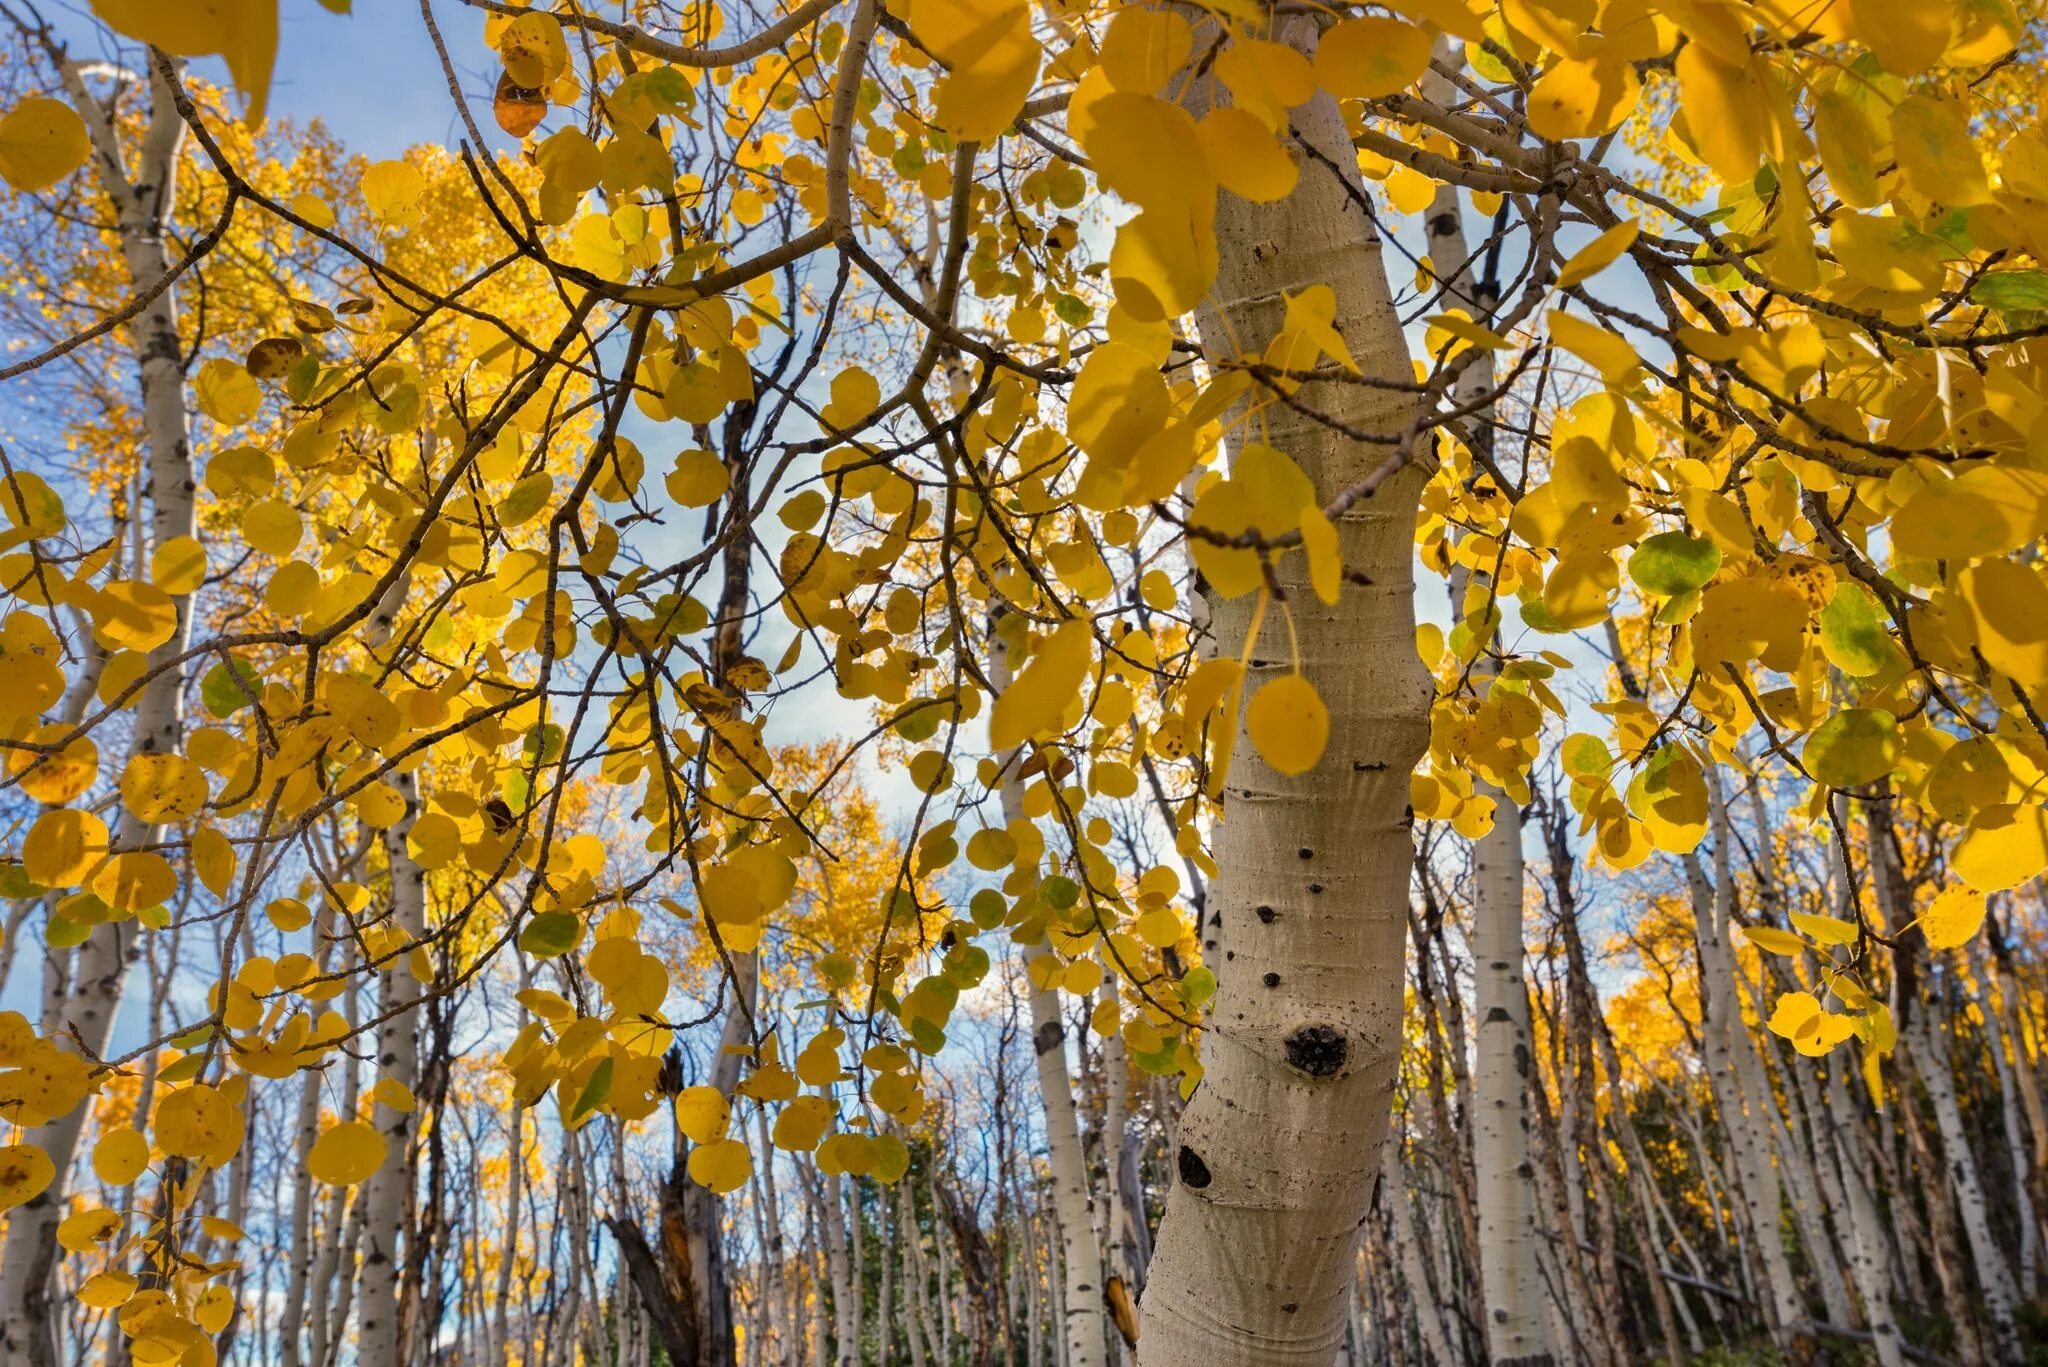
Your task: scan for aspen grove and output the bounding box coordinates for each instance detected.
[2,0,2048,1363]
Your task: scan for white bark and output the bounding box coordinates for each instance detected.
[1974,937,2041,1294]
[1908,999,2024,1361]
[1382,1146,1456,1367]
[357,583,428,1367]
[1137,28,1429,1367]
[990,628,1107,1367]
[1823,1061,1905,1367]
[0,58,194,1367]
[1687,776,1803,1344]
[1423,87,1550,1359]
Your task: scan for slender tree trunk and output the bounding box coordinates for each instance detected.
[354,574,429,1367]
[1823,1059,1906,1367]
[1974,937,2041,1295]
[1867,800,2024,1361]
[1420,63,1551,1354]
[1139,23,1430,1364]
[1383,1145,1457,1367]
[989,627,1107,1367]
[0,60,194,1367]
[1686,779,1803,1347]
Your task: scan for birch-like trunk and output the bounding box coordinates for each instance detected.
[1688,774,1803,1345]
[0,59,194,1367]
[1419,75,1550,1351]
[356,581,428,1367]
[1867,801,2024,1360]
[990,627,1107,1367]
[1823,1059,1906,1367]
[1137,27,1429,1366]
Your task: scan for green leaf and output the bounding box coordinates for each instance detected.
[1518,596,1567,633]
[1819,581,1895,677]
[969,888,1007,928]
[1628,532,1721,597]
[201,659,263,718]
[1803,708,1900,789]
[1971,271,2048,312]
[496,472,553,529]
[1040,875,1080,910]
[1180,965,1217,1007]
[44,914,89,949]
[568,1056,614,1124]
[518,911,583,959]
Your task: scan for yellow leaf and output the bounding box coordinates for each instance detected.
[1891,95,1989,207]
[1067,345,1169,469]
[194,1284,235,1334]
[93,1127,149,1185]
[362,159,428,231]
[1556,220,1639,288]
[1109,207,1218,323]
[1958,558,2048,687]
[120,753,208,824]
[1084,94,1213,215]
[1847,0,1952,76]
[149,535,208,595]
[241,499,303,556]
[192,826,236,897]
[1789,911,1859,946]
[195,358,262,426]
[155,1085,239,1159]
[23,808,108,887]
[94,0,279,123]
[990,620,1092,751]
[10,728,97,805]
[1098,9,1193,93]
[368,1078,418,1114]
[0,1143,53,1210]
[1920,884,1988,950]
[1195,108,1298,204]
[686,1137,752,1194]
[908,0,1041,142]
[1300,505,1342,606]
[1673,45,1764,184]
[1245,675,1330,776]
[0,97,90,193]
[91,851,177,911]
[666,450,731,508]
[1765,990,1822,1043]
[498,11,569,89]
[1743,926,1807,956]
[75,1271,137,1311]
[56,1208,121,1253]
[771,1095,835,1151]
[1547,310,1639,381]
[1214,38,1318,114]
[1527,58,1640,141]
[1955,803,2048,893]
[1314,18,1433,99]
[306,1120,387,1186]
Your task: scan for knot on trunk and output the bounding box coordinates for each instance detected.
[1283,1025,1348,1078]
[1176,1145,1212,1189]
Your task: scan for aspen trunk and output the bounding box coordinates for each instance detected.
[0,59,194,1367]
[1422,96,1551,1356]
[990,628,1107,1367]
[1139,34,1430,1365]
[357,581,428,1367]
[1868,801,2024,1361]
[1687,776,1803,1345]
[1823,1060,1906,1367]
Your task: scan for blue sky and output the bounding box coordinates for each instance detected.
[47,0,488,158]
